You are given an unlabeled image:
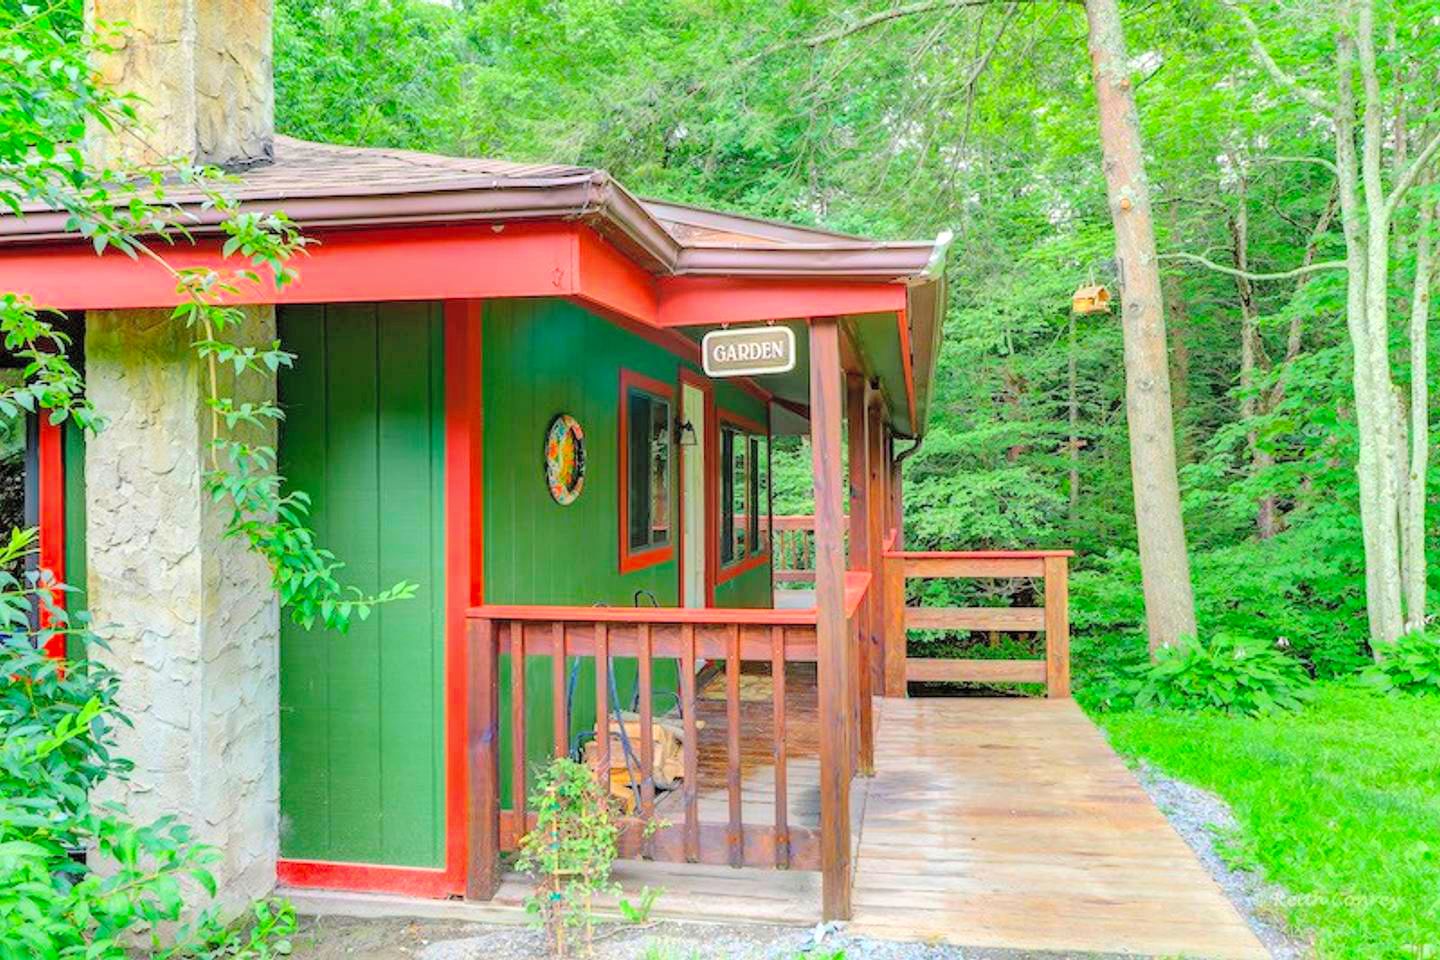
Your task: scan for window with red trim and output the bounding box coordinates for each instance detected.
[720,419,770,569]
[619,371,675,573]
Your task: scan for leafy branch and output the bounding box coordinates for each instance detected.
[0,13,416,630]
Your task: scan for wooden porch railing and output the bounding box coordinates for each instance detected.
[771,514,832,585]
[881,543,1073,698]
[464,573,870,904]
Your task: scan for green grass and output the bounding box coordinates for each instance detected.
[1098,685,1440,959]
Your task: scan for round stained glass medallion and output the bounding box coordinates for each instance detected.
[544,414,586,505]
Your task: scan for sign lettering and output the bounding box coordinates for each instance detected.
[701,326,796,378]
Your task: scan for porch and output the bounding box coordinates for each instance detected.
[295,690,1266,958]
[454,526,1266,958]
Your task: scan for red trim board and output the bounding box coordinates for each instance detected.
[38,418,65,656]
[656,277,905,328]
[276,859,454,900]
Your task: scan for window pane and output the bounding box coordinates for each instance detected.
[628,388,672,554]
[731,430,747,560]
[649,398,670,547]
[720,428,736,564]
[627,390,650,550]
[748,436,763,551]
[757,433,771,550]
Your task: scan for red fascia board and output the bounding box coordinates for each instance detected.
[655,277,905,328]
[0,222,582,311]
[574,225,659,322]
[896,307,918,434]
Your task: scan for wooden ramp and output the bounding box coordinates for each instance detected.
[286,691,1270,957]
[850,697,1268,959]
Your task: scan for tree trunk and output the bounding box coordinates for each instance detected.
[1402,190,1433,631]
[1085,0,1197,652]
[1228,167,1280,539]
[1068,309,1080,526]
[1164,203,1192,465]
[1348,0,1405,653]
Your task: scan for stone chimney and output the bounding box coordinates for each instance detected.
[86,0,274,169]
[81,0,282,917]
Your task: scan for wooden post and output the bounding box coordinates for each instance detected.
[1045,556,1071,697]
[865,393,886,710]
[882,555,907,697]
[844,373,872,777]
[465,618,500,900]
[811,318,853,921]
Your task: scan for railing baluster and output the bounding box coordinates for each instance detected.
[726,622,743,868]
[594,622,610,785]
[510,621,527,831]
[771,624,789,869]
[680,623,699,862]
[552,622,567,759]
[638,622,656,858]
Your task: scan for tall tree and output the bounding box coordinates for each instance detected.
[1219,0,1440,652]
[1085,0,1198,650]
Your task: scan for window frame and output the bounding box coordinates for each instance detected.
[714,408,771,585]
[618,369,677,575]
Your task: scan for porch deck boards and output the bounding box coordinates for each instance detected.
[288,691,1268,957]
[848,697,1268,959]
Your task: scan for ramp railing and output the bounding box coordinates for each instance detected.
[880,541,1072,698]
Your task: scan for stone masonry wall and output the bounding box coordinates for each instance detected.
[86,307,280,912]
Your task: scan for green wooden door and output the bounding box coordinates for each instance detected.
[276,302,447,868]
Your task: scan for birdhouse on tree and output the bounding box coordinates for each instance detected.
[1071,284,1112,315]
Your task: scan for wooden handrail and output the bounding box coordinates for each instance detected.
[469,572,870,624]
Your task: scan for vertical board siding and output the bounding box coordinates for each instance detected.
[277,302,447,869]
[482,299,770,803]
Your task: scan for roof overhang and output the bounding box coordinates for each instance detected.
[0,137,950,437]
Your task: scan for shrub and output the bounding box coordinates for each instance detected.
[1105,632,1314,717]
[1363,630,1440,695]
[516,757,620,958]
[0,529,294,959]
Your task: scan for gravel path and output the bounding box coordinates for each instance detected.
[293,914,1123,960]
[411,921,1122,960]
[1134,761,1312,960]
